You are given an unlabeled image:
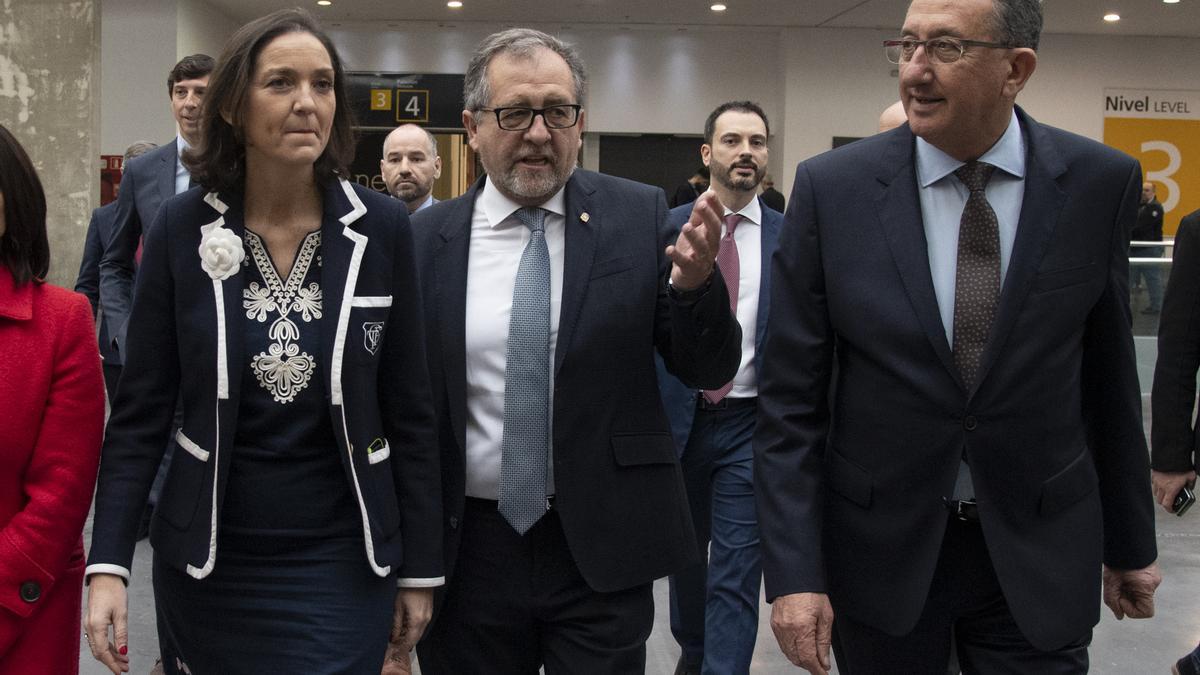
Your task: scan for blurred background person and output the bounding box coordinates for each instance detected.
[878,99,907,133]
[381,123,443,214]
[672,166,710,208]
[1131,181,1164,314]
[84,9,441,674]
[1151,205,1200,675]
[0,124,105,674]
[760,173,785,213]
[74,140,158,400]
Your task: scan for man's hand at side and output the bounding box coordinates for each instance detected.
[770,592,835,674]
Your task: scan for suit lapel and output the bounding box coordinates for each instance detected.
[156,142,178,209]
[755,201,780,359]
[434,181,480,453]
[319,179,368,408]
[874,130,961,386]
[557,172,598,375]
[974,112,1068,387]
[199,191,245,404]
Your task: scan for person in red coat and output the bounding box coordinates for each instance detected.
[0,123,105,674]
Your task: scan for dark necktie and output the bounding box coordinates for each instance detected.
[703,213,742,404]
[498,207,551,535]
[952,161,999,390]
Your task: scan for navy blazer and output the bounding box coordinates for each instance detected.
[1152,210,1200,473]
[411,170,742,594]
[74,201,120,364]
[755,108,1156,651]
[657,198,781,451]
[87,179,442,583]
[98,140,178,361]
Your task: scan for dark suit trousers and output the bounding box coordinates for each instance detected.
[417,498,654,674]
[669,399,761,674]
[831,517,1090,675]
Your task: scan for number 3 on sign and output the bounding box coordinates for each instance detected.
[396,89,430,123]
[1141,140,1181,212]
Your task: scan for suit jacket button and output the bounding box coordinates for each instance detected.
[963,415,978,431]
[19,581,40,603]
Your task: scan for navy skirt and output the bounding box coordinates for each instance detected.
[152,534,394,674]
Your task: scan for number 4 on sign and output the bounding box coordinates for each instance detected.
[396,89,429,123]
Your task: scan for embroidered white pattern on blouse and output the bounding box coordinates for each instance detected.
[243,230,322,404]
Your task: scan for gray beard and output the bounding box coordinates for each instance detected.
[495,163,575,203]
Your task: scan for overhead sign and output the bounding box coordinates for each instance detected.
[347,73,465,130]
[1103,88,1200,234]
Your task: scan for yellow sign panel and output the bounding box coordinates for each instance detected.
[370,89,392,111]
[1103,89,1200,235]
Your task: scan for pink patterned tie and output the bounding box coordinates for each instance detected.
[703,213,742,404]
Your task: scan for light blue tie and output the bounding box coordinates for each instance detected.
[498,207,551,534]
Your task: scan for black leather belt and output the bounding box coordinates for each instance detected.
[696,395,758,411]
[944,498,979,522]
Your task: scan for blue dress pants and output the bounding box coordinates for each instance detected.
[669,399,761,675]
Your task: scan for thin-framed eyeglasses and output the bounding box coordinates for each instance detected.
[884,37,1013,64]
[477,104,583,131]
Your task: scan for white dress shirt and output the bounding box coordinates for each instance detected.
[464,177,566,500]
[174,136,192,196]
[723,197,763,398]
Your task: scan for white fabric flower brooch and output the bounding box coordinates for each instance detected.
[198,225,245,281]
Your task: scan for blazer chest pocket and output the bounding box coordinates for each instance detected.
[590,255,636,280]
[349,296,392,363]
[158,430,210,531]
[1032,262,1095,294]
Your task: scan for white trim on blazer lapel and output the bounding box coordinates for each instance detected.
[329,179,392,576]
[188,190,231,580]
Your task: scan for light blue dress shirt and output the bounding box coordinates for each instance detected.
[175,136,192,195]
[915,110,1027,348]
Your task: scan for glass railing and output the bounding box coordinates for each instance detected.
[1130,238,1173,394]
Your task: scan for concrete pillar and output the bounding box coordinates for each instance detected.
[0,0,98,288]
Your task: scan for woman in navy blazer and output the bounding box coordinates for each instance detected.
[84,10,441,674]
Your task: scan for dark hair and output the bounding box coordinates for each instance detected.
[696,166,710,180]
[0,125,49,285]
[703,101,770,145]
[184,8,356,193]
[989,0,1043,50]
[463,28,587,112]
[167,54,216,96]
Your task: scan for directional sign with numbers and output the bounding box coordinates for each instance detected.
[348,73,465,130]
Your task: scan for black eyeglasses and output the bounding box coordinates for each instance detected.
[477,104,583,131]
[884,37,1013,64]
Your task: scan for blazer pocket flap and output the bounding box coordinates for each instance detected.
[590,255,635,280]
[175,429,210,462]
[1032,262,1095,293]
[826,449,872,508]
[351,295,394,308]
[612,432,676,466]
[1039,450,1098,516]
[367,440,392,465]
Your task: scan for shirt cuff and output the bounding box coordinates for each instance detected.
[85,564,131,585]
[396,576,445,588]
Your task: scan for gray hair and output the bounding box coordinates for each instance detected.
[382,124,439,159]
[462,28,587,112]
[123,140,158,164]
[989,0,1043,50]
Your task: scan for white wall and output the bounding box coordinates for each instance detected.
[177,0,236,61]
[100,0,177,155]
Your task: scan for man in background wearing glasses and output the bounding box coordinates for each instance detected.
[410,28,741,673]
[756,1,1160,673]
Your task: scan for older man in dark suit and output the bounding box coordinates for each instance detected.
[74,140,157,400]
[411,28,740,674]
[756,1,1160,673]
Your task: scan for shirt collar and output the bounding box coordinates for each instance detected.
[724,195,762,227]
[480,175,567,229]
[915,109,1026,188]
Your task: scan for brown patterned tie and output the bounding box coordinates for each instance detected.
[952,161,999,390]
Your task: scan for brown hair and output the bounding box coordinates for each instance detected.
[183,8,356,193]
[0,124,49,285]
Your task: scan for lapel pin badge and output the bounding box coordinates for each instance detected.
[580,212,590,223]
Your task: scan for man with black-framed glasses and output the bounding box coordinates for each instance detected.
[410,27,742,674]
[757,0,1160,673]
